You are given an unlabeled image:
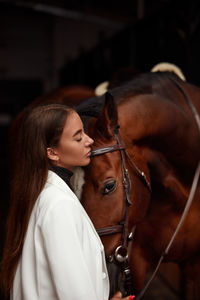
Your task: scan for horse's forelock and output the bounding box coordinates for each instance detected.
[70,167,85,199]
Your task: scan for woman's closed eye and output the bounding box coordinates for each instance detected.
[76,135,82,142]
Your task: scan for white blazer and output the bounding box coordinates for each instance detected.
[11,171,109,300]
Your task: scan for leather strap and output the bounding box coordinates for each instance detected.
[97,224,123,236]
[91,144,125,156]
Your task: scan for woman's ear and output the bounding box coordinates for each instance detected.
[47,147,59,162]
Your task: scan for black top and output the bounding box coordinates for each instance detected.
[50,165,74,191]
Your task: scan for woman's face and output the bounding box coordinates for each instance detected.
[49,111,94,171]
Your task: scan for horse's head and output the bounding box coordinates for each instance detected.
[80,92,151,255]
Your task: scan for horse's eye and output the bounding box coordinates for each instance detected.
[102,180,117,195]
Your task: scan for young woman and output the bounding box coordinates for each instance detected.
[1,104,132,300]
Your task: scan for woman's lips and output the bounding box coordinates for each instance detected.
[86,151,91,157]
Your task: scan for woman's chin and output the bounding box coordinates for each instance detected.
[81,158,91,166]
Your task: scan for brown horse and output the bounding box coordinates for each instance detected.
[75,72,200,300]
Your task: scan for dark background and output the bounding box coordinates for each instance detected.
[0,1,200,299]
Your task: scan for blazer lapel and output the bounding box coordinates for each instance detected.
[46,170,103,245]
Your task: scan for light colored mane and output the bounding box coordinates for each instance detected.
[151,62,186,81]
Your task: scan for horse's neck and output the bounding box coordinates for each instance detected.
[118,92,200,177]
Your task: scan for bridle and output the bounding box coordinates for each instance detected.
[91,126,151,296]
[91,127,151,240]
[89,76,200,299]
[91,126,151,243]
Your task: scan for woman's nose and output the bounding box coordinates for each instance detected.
[85,134,94,145]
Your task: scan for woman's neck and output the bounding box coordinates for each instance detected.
[49,164,74,190]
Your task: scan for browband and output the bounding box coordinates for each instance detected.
[91,144,125,157]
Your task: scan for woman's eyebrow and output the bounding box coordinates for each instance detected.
[72,129,82,137]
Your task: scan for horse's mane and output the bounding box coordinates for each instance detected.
[76,71,181,119]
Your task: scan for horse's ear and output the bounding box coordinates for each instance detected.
[95,92,118,138]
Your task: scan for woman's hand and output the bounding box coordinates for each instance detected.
[110,291,135,300]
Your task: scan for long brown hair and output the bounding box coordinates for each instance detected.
[0,104,74,296]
